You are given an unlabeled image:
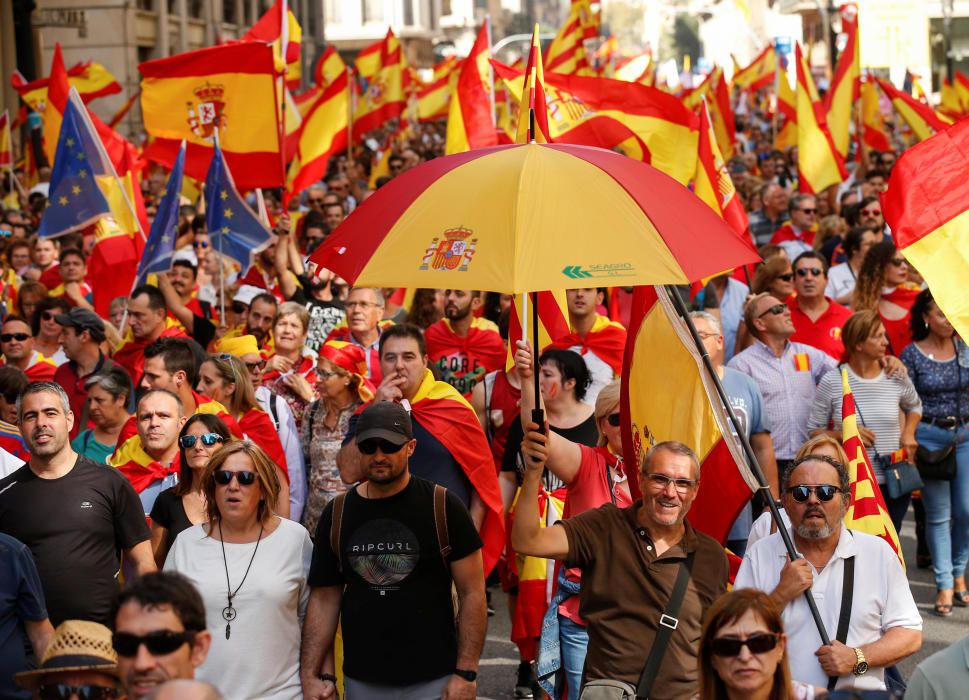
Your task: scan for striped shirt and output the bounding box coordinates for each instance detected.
[808,366,922,481]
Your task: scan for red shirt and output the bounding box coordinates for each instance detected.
[484,370,520,471]
[770,223,816,247]
[54,353,113,440]
[786,296,852,360]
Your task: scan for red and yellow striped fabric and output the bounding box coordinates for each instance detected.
[732,45,776,92]
[0,110,11,169]
[550,313,626,376]
[824,6,859,160]
[445,23,497,154]
[682,67,735,159]
[859,80,892,153]
[876,78,950,142]
[514,25,552,144]
[506,291,571,371]
[352,32,405,137]
[418,72,454,122]
[243,0,302,89]
[793,352,810,372]
[286,72,349,198]
[313,46,346,89]
[41,44,71,167]
[693,102,752,247]
[545,0,598,76]
[112,318,189,382]
[795,44,847,194]
[13,59,121,114]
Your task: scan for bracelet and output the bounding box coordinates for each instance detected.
[320,673,337,684]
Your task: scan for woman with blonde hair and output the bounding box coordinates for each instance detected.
[166,440,312,699]
[262,302,318,430]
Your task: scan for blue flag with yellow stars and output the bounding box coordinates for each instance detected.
[136,140,185,286]
[205,140,271,265]
[38,96,111,238]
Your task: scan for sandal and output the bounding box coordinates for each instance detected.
[934,602,953,617]
[954,591,969,607]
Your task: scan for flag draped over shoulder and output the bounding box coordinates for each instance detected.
[136,141,185,285]
[795,44,847,194]
[549,314,626,376]
[824,6,859,160]
[408,369,504,573]
[286,72,349,197]
[425,316,506,395]
[445,23,497,154]
[620,286,756,543]
[205,141,272,266]
[139,43,283,189]
[840,368,904,565]
[882,117,969,343]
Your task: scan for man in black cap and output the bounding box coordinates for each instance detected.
[54,308,115,440]
[300,402,487,700]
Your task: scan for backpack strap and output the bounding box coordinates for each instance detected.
[827,554,856,691]
[433,484,452,566]
[268,393,280,431]
[329,489,350,574]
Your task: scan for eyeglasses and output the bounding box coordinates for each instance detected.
[192,240,209,249]
[317,369,341,379]
[776,273,794,282]
[796,267,823,278]
[213,469,257,486]
[358,438,406,455]
[245,359,267,372]
[606,413,621,427]
[757,303,787,318]
[0,332,29,342]
[230,302,248,315]
[346,300,379,310]
[112,629,196,657]
[644,472,698,494]
[889,258,908,267]
[797,208,817,215]
[179,432,224,449]
[39,684,119,700]
[786,484,842,502]
[710,632,779,657]
[308,197,325,204]
[859,208,881,217]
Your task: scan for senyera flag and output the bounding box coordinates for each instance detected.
[620,285,758,544]
[882,116,969,343]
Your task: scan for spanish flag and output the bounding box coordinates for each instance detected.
[823,5,859,160]
[775,67,797,151]
[795,43,847,194]
[876,77,949,142]
[243,0,302,89]
[940,78,963,120]
[732,45,776,92]
[112,317,188,383]
[433,55,459,81]
[355,29,397,81]
[313,45,347,89]
[0,110,11,170]
[352,32,405,136]
[614,51,654,85]
[881,116,969,343]
[621,286,757,543]
[424,316,506,396]
[42,44,71,167]
[549,313,627,377]
[239,408,289,482]
[445,23,497,154]
[860,79,892,153]
[793,352,810,372]
[417,72,453,122]
[12,60,121,113]
[841,368,904,565]
[682,67,735,159]
[286,71,349,198]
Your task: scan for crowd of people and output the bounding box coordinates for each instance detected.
[0,105,967,700]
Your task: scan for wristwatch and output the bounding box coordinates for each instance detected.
[319,673,337,684]
[852,647,869,676]
[453,668,478,682]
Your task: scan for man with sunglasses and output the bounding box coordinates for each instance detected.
[770,194,818,259]
[0,315,57,382]
[735,455,921,691]
[111,572,212,700]
[786,252,853,360]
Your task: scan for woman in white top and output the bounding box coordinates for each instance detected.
[824,226,877,307]
[166,440,312,700]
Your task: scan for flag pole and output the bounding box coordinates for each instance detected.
[664,284,832,647]
[346,67,354,163]
[486,14,497,127]
[279,0,289,169]
[772,53,780,143]
[212,128,226,323]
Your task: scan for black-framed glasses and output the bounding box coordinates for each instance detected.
[757,303,787,318]
[0,332,29,342]
[796,267,823,277]
[213,470,257,486]
[179,433,224,449]
[358,438,406,455]
[710,632,779,657]
[606,413,621,427]
[787,484,842,502]
[112,629,196,657]
[39,684,119,700]
[317,369,341,379]
[644,472,698,494]
[776,273,794,282]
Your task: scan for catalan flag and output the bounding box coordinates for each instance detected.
[881,116,969,344]
[139,42,283,189]
[732,45,776,92]
[545,0,598,76]
[205,140,272,266]
[12,60,122,113]
[136,141,184,286]
[824,5,859,160]
[243,0,302,89]
[286,71,349,199]
[515,25,552,144]
[795,43,847,194]
[445,23,497,154]
[840,368,904,565]
[876,77,949,142]
[313,45,347,89]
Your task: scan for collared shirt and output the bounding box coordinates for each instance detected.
[727,340,837,459]
[748,211,789,247]
[735,525,922,691]
[787,296,853,360]
[53,351,110,440]
[771,224,815,260]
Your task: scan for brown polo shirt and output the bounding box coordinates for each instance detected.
[560,501,728,700]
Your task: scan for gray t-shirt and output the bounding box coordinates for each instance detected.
[722,367,770,541]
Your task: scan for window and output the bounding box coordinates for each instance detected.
[188,0,204,18]
[223,0,237,24]
[404,0,414,25]
[136,0,154,10]
[323,0,342,24]
[362,0,385,23]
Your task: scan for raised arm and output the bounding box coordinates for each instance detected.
[510,423,571,560]
[156,274,196,332]
[274,215,299,299]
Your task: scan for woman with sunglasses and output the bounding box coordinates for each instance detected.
[696,588,817,700]
[31,296,70,364]
[301,340,374,536]
[72,367,133,464]
[165,440,312,700]
[808,310,922,533]
[197,353,290,518]
[853,241,921,355]
[149,414,232,567]
[825,227,878,307]
[261,302,319,432]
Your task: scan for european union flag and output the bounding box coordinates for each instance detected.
[136,141,185,286]
[38,92,112,238]
[205,141,271,265]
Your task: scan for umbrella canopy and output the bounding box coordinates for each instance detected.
[311,143,759,293]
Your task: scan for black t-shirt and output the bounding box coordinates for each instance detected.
[149,487,193,559]
[290,281,345,353]
[0,456,151,626]
[190,314,217,351]
[309,476,482,685]
[501,413,599,489]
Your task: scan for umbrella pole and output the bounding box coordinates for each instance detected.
[530,290,545,431]
[664,284,831,648]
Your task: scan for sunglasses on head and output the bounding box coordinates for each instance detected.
[606,413,621,427]
[757,303,787,318]
[0,332,29,342]
[179,432,224,449]
[796,267,823,278]
[112,629,195,657]
[710,632,779,657]
[787,484,842,502]
[39,684,119,700]
[213,469,257,486]
[358,438,406,455]
[776,273,794,282]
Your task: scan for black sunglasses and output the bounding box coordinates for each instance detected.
[606,413,621,427]
[179,433,224,448]
[213,469,257,486]
[358,438,406,455]
[776,273,794,282]
[710,632,779,657]
[231,302,248,314]
[112,629,196,657]
[787,484,842,502]
[757,303,787,318]
[41,311,57,321]
[0,332,29,342]
[39,685,119,700]
[797,208,818,214]
[796,267,823,277]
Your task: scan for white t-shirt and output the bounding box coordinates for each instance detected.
[825,263,857,303]
[166,518,313,700]
[746,508,792,550]
[570,346,614,406]
[735,524,922,691]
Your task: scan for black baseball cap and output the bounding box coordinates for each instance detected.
[55,308,106,342]
[356,402,413,446]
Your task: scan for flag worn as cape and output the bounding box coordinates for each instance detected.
[424,316,506,396]
[112,318,188,382]
[239,407,289,481]
[549,313,626,375]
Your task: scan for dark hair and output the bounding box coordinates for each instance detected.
[853,240,897,311]
[0,365,28,405]
[250,292,278,309]
[172,259,198,276]
[481,292,506,325]
[841,226,873,258]
[782,453,850,494]
[112,571,207,633]
[405,289,443,329]
[379,323,427,358]
[144,337,200,386]
[792,250,827,275]
[864,169,887,182]
[909,288,937,342]
[190,214,206,233]
[131,284,168,313]
[85,365,134,403]
[59,248,85,264]
[539,348,591,402]
[30,296,70,337]
[176,413,232,496]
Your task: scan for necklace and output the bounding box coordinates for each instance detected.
[218,519,264,640]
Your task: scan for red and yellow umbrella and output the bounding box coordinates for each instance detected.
[310,143,758,292]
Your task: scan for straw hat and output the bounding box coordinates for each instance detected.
[15,619,119,690]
